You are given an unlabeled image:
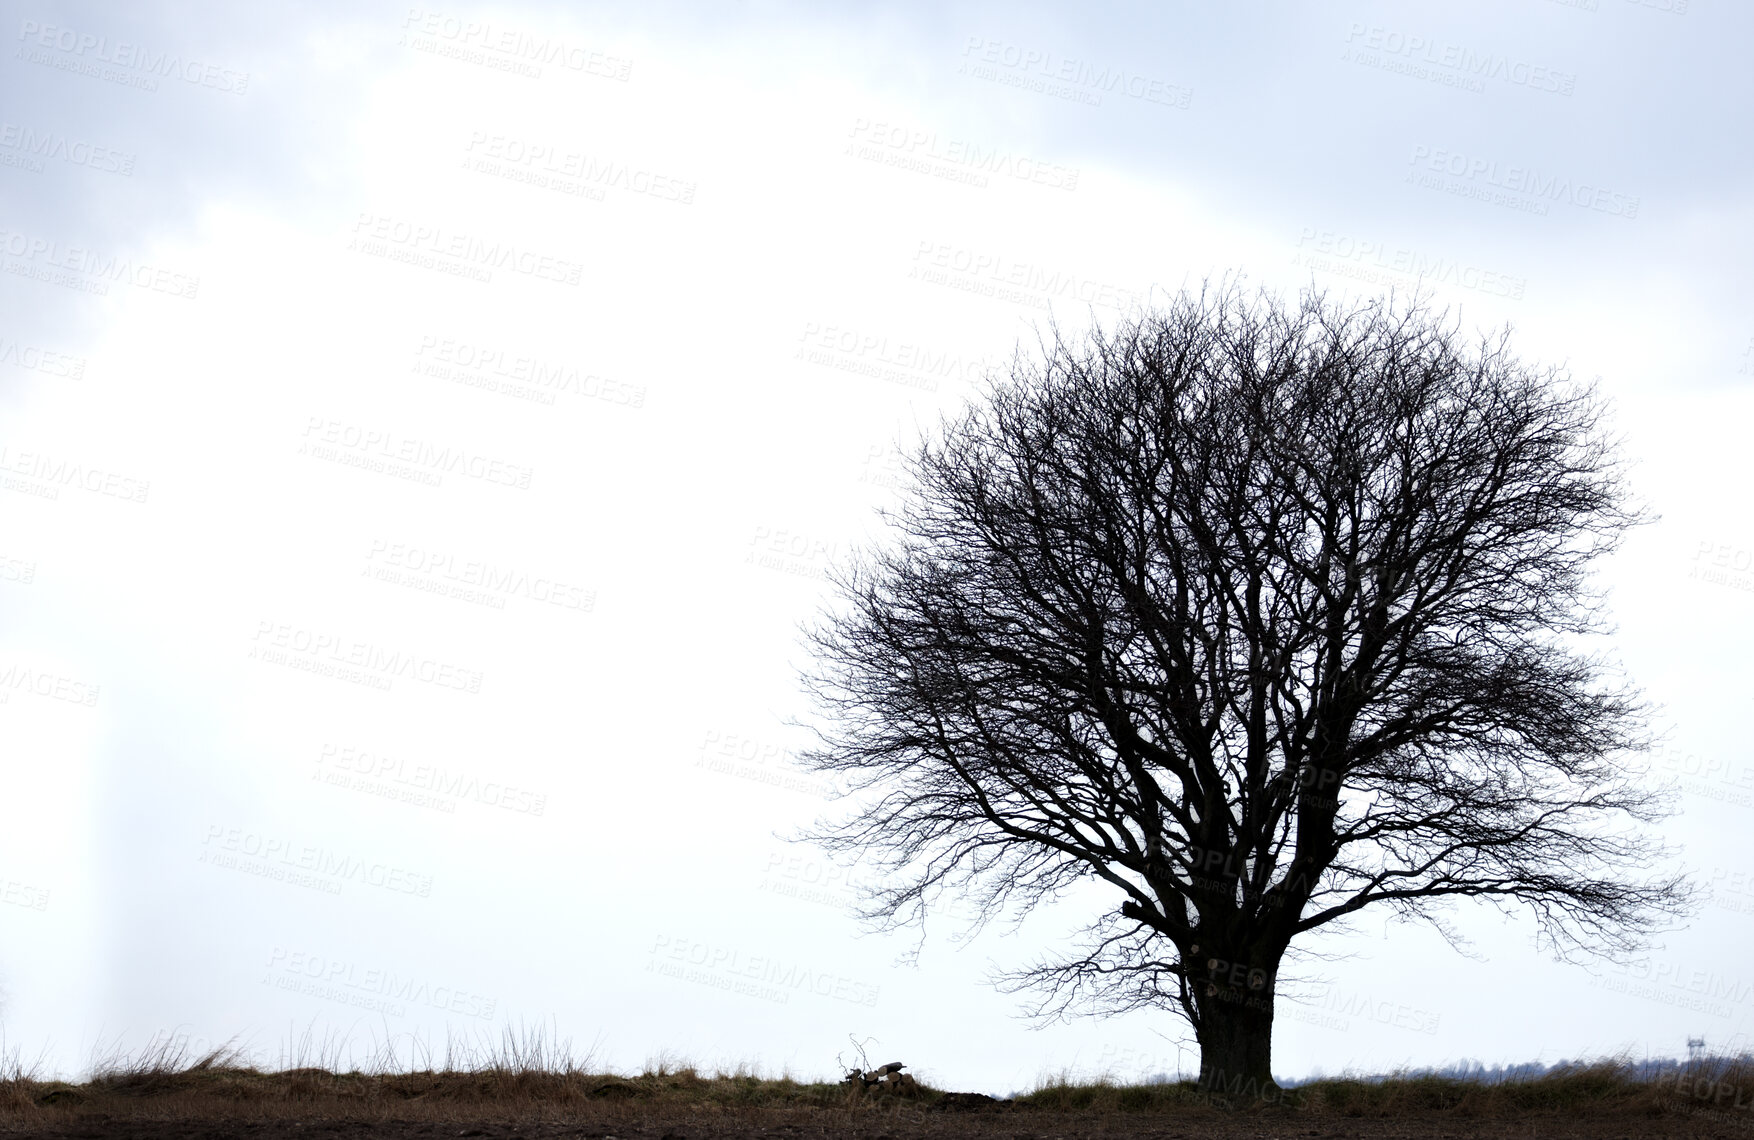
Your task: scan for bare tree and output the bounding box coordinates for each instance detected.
[797,284,1692,1097]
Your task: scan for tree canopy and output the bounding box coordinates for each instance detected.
[797,285,1692,1094]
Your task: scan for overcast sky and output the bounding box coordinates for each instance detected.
[3,0,1752,1094]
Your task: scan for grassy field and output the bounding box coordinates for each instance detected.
[4,1029,1753,1138]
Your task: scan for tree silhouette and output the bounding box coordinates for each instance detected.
[797,284,1692,1096]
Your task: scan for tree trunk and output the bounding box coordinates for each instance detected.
[1195,985,1278,1102]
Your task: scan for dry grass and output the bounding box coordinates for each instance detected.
[4,1027,1753,1129]
[1016,1053,1754,1118]
[1298,1058,1664,1116]
[0,1024,942,1125]
[0,1038,50,1115]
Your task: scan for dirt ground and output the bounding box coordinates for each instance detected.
[4,1102,1750,1140]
